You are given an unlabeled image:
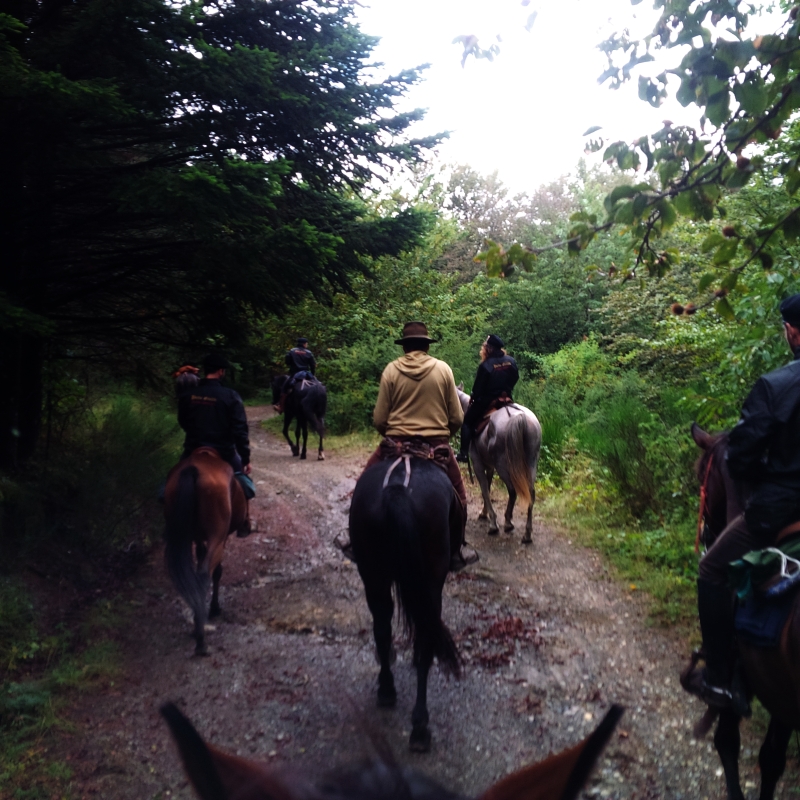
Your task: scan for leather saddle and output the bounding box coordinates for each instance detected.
[474,393,515,437]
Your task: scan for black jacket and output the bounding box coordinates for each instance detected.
[470,355,519,401]
[178,378,251,466]
[727,352,800,536]
[286,347,316,376]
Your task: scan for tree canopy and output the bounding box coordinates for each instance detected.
[0,0,442,466]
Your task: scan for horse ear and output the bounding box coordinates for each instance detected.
[478,706,623,800]
[161,703,300,800]
[691,422,714,451]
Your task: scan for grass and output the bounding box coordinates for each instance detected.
[260,417,379,457]
[0,579,124,799]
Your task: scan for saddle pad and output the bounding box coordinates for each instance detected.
[234,472,256,500]
[735,591,795,648]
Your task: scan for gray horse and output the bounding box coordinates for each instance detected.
[456,387,541,543]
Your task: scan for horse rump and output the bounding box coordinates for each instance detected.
[380,474,460,677]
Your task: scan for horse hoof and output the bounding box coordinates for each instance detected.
[409,726,431,753]
[291,448,299,457]
[318,453,325,461]
[209,605,221,619]
[377,688,397,708]
[504,522,515,532]
[521,535,532,545]
[478,512,488,520]
[488,527,499,537]
[194,644,209,657]
[300,452,307,460]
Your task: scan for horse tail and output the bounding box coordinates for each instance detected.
[301,383,327,436]
[164,466,208,624]
[505,414,533,507]
[383,484,460,677]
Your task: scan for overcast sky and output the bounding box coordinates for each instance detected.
[352,0,711,194]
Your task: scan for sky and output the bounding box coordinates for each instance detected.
[351,0,708,194]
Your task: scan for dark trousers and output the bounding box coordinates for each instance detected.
[699,513,771,585]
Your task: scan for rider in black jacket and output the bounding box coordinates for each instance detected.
[456,334,519,462]
[179,353,251,473]
[275,338,317,413]
[688,294,800,712]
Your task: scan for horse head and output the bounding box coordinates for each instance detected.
[690,422,744,549]
[162,702,623,800]
[271,374,289,405]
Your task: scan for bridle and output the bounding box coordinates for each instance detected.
[696,453,715,554]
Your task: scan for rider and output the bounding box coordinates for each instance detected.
[687,293,800,713]
[274,337,317,413]
[178,353,254,536]
[337,321,478,572]
[456,334,519,463]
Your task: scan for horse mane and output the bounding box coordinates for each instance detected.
[695,430,729,482]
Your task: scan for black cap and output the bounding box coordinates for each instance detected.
[486,334,504,349]
[203,353,230,373]
[780,294,800,328]
[296,337,309,346]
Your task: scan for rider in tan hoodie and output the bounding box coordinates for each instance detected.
[373,349,463,439]
[336,322,478,571]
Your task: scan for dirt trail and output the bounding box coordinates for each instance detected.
[61,407,797,800]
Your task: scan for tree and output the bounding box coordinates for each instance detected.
[0,0,441,467]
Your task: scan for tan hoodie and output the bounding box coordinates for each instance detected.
[373,351,464,439]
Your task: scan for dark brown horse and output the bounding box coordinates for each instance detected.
[272,374,327,460]
[161,701,624,800]
[349,457,459,752]
[691,423,800,800]
[164,447,247,656]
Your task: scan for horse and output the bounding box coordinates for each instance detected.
[348,456,460,752]
[161,700,624,800]
[691,422,800,800]
[271,374,327,460]
[164,447,247,656]
[456,387,542,543]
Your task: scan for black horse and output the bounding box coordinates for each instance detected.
[271,374,327,460]
[348,457,460,753]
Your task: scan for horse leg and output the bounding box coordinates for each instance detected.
[409,642,433,753]
[209,563,223,618]
[484,468,499,534]
[714,710,745,800]
[293,418,301,457]
[522,485,535,544]
[758,716,792,800]
[504,487,516,532]
[364,583,396,708]
[317,434,324,461]
[283,414,298,456]
[300,420,308,460]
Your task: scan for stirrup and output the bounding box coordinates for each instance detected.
[680,650,748,714]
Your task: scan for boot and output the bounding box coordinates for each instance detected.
[456,426,471,464]
[273,391,288,413]
[449,506,478,572]
[236,502,253,537]
[685,579,749,714]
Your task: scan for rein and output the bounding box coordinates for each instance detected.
[696,453,714,554]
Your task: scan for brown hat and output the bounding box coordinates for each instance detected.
[394,321,437,345]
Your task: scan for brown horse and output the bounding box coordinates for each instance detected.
[164,447,247,656]
[691,423,800,800]
[161,701,624,800]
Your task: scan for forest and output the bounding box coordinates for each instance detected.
[5,0,800,796]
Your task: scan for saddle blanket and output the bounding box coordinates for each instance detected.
[735,590,795,648]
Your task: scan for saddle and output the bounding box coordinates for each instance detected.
[729,529,800,648]
[474,393,515,437]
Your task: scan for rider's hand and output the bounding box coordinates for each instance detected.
[243,463,252,476]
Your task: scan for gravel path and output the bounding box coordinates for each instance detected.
[60,407,799,800]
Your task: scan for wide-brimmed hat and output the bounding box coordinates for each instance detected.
[394,321,437,345]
